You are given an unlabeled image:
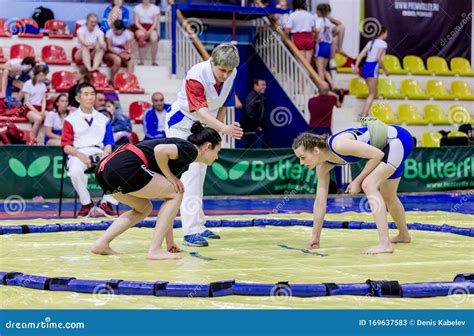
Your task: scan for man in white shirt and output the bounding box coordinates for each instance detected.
[75,13,107,72]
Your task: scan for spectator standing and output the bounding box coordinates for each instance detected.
[132,0,160,65]
[44,94,69,146]
[101,0,130,32]
[61,83,118,218]
[308,82,340,135]
[241,79,267,148]
[105,20,134,81]
[75,14,106,72]
[0,57,36,107]
[143,92,169,140]
[284,0,317,65]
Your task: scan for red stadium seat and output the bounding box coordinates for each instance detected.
[71,46,84,66]
[114,72,145,94]
[42,45,71,65]
[129,101,151,123]
[91,71,114,92]
[51,71,75,93]
[0,106,28,123]
[0,47,6,63]
[14,18,43,38]
[0,19,12,37]
[10,44,35,60]
[44,20,73,39]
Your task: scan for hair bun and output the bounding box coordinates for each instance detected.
[191,121,205,135]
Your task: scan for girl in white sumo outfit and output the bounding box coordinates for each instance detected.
[166,43,243,247]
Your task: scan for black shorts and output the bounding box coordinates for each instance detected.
[95,151,155,194]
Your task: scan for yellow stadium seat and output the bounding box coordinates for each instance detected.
[423,104,450,125]
[377,78,403,99]
[349,77,368,98]
[447,131,468,138]
[450,57,474,76]
[403,55,430,75]
[382,54,408,75]
[426,80,455,100]
[426,56,454,75]
[370,103,397,123]
[448,105,472,124]
[421,131,442,147]
[397,104,428,125]
[334,52,347,67]
[400,79,429,99]
[336,67,353,73]
[451,81,474,100]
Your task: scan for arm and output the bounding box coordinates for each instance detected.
[310,163,333,248]
[23,92,40,114]
[148,11,159,31]
[327,15,342,26]
[216,106,226,123]
[376,48,388,75]
[122,7,130,27]
[77,31,88,47]
[105,37,119,55]
[40,96,46,116]
[102,6,111,31]
[45,127,60,140]
[1,64,11,96]
[134,12,145,31]
[332,136,384,193]
[98,33,106,49]
[352,46,368,73]
[154,144,184,193]
[327,91,341,107]
[196,107,242,139]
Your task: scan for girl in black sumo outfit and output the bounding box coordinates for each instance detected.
[91,122,222,260]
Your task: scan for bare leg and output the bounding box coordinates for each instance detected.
[92,46,104,71]
[361,163,396,254]
[108,54,121,81]
[135,31,146,64]
[381,178,411,243]
[362,77,378,117]
[149,30,159,65]
[47,138,61,146]
[91,193,152,255]
[80,47,92,71]
[26,111,44,137]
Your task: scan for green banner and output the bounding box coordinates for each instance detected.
[0,146,472,199]
[0,146,103,199]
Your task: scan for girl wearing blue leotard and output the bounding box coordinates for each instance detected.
[353,27,389,117]
[292,125,414,254]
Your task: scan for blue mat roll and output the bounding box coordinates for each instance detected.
[205,220,222,228]
[68,279,122,294]
[453,273,474,282]
[27,224,61,233]
[221,220,253,227]
[401,282,474,298]
[233,283,274,296]
[209,280,235,297]
[83,222,111,231]
[290,284,327,297]
[165,283,210,297]
[47,277,76,291]
[2,226,24,234]
[15,274,49,290]
[59,223,86,231]
[3,272,23,286]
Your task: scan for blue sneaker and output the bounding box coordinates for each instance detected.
[200,229,220,239]
[183,233,208,247]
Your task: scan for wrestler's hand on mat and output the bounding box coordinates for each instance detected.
[77,152,91,168]
[352,66,358,74]
[224,122,243,139]
[345,180,361,194]
[168,175,185,193]
[308,235,320,249]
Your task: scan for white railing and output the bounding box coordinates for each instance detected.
[255,19,317,121]
[173,19,235,148]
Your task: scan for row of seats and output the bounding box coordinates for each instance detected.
[371,103,473,125]
[422,131,469,147]
[350,77,474,100]
[336,53,474,76]
[0,18,73,39]
[52,70,144,94]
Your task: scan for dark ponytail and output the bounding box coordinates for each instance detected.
[187,121,222,149]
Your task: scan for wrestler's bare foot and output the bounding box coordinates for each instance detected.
[390,234,411,244]
[363,243,394,255]
[147,249,182,260]
[167,244,183,253]
[91,242,118,255]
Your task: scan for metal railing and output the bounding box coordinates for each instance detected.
[255,19,319,120]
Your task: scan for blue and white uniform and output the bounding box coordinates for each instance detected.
[361,39,387,78]
[315,17,334,59]
[165,59,237,236]
[326,125,413,179]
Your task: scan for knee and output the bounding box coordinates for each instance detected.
[361,179,376,194]
[137,201,153,217]
[68,165,85,179]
